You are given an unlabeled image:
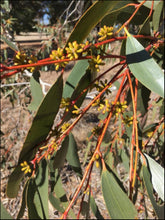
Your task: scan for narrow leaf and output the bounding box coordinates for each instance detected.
[49,193,65,213]
[17,180,30,219]
[90,195,104,219]
[28,71,44,111]
[63,60,89,98]
[66,1,132,45]
[142,164,164,219]
[27,159,48,219]
[1,35,18,52]
[0,201,13,219]
[66,133,82,178]
[7,75,63,198]
[20,74,63,162]
[53,136,69,169]
[126,34,164,97]
[144,153,164,201]
[101,169,138,219]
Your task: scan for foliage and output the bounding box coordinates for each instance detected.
[0,0,164,219]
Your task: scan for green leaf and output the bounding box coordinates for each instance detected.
[90,195,104,219]
[126,34,164,97]
[28,71,44,111]
[52,169,76,219]
[6,166,24,198]
[63,60,89,99]
[49,193,65,213]
[17,180,30,219]
[7,75,63,198]
[144,153,164,201]
[66,133,82,178]
[142,163,164,219]
[1,35,18,52]
[66,1,129,45]
[153,1,163,32]
[63,68,91,123]
[20,74,63,162]
[101,168,138,219]
[138,0,161,10]
[27,159,48,219]
[53,136,69,169]
[0,201,13,219]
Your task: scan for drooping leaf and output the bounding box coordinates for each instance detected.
[53,136,69,169]
[90,195,104,219]
[6,166,24,198]
[28,71,44,111]
[17,180,30,219]
[49,193,65,213]
[0,201,13,219]
[63,60,89,99]
[153,1,163,32]
[66,133,82,178]
[20,74,63,162]
[52,169,76,219]
[126,33,164,97]
[142,163,164,219]
[63,68,91,123]
[138,0,161,10]
[144,153,164,201]
[7,74,63,198]
[1,35,18,52]
[101,168,138,219]
[27,159,48,219]
[65,1,130,45]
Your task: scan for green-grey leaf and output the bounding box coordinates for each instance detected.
[28,71,44,111]
[17,180,30,219]
[65,1,129,45]
[142,164,164,219]
[0,201,13,219]
[66,133,82,178]
[90,195,104,219]
[126,34,164,97]
[27,159,48,219]
[144,153,164,201]
[7,75,63,198]
[153,1,163,32]
[1,35,18,52]
[101,169,138,219]
[19,74,63,162]
[63,60,89,99]
[6,166,24,198]
[53,136,69,169]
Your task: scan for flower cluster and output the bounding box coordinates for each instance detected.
[98,99,111,114]
[65,41,84,60]
[28,55,38,72]
[88,55,105,73]
[122,115,133,127]
[61,122,71,132]
[50,47,68,71]
[60,97,71,112]
[72,104,81,115]
[112,101,127,116]
[94,79,111,95]
[14,51,27,66]
[14,51,38,72]
[98,25,114,41]
[20,161,31,174]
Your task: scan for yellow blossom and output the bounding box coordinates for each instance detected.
[14,51,27,66]
[65,41,84,60]
[61,123,71,132]
[50,47,68,71]
[28,55,38,72]
[88,55,105,73]
[20,161,31,174]
[98,25,114,41]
